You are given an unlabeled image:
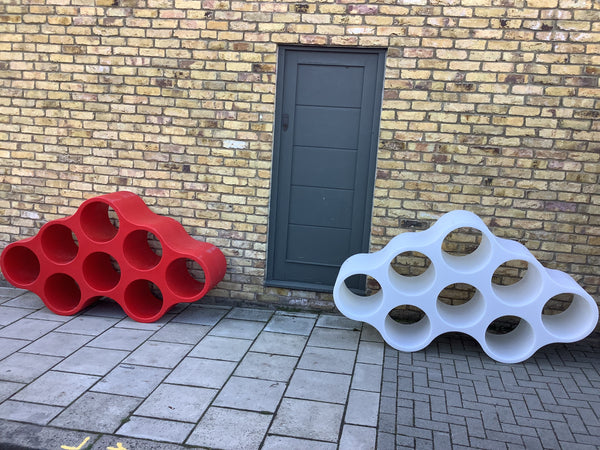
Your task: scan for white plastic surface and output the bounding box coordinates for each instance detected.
[333,210,599,363]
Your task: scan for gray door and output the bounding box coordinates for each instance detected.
[267,47,385,292]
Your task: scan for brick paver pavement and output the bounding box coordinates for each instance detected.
[382,331,600,449]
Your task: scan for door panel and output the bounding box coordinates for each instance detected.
[294,106,360,149]
[267,47,385,291]
[287,225,352,266]
[291,147,357,190]
[289,186,354,229]
[296,64,364,107]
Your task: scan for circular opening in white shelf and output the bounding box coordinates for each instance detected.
[388,251,436,294]
[123,229,163,270]
[336,274,384,318]
[383,305,432,352]
[41,223,79,264]
[388,251,435,295]
[390,251,431,277]
[484,315,535,363]
[441,227,492,273]
[80,201,120,243]
[492,259,528,285]
[491,259,542,305]
[542,293,597,341]
[436,283,485,328]
[442,226,482,256]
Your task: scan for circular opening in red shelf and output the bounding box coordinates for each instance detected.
[124,279,163,320]
[41,223,79,264]
[83,252,121,291]
[44,273,81,312]
[123,229,162,270]
[2,245,40,286]
[80,201,119,243]
[166,258,206,299]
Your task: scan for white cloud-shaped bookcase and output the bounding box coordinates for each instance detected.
[333,210,599,363]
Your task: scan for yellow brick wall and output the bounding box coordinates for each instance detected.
[0,0,599,309]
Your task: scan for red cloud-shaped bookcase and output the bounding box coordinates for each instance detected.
[0,191,226,322]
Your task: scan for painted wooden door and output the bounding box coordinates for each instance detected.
[267,47,385,292]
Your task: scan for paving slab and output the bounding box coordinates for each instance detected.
[166,357,236,389]
[189,335,252,361]
[307,327,360,350]
[264,314,316,335]
[50,391,141,433]
[171,306,228,325]
[114,315,173,331]
[20,332,92,357]
[123,340,193,368]
[351,362,383,392]
[209,318,265,339]
[134,383,216,422]
[54,346,129,376]
[356,340,385,365]
[56,315,120,336]
[0,400,62,425]
[92,364,169,397]
[286,368,351,404]
[213,376,286,413]
[0,381,23,403]
[0,288,26,300]
[315,314,362,330]
[339,424,377,449]
[149,322,211,344]
[262,435,337,450]
[12,371,99,407]
[87,327,155,351]
[0,337,28,360]
[186,406,272,449]
[226,307,274,322]
[0,318,59,341]
[2,292,45,309]
[0,352,61,383]
[361,324,385,342]
[25,308,73,322]
[270,398,344,442]
[298,346,356,374]
[117,416,194,444]
[345,389,380,427]
[250,331,308,356]
[0,306,31,326]
[234,351,297,382]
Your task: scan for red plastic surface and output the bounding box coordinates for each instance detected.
[0,191,227,322]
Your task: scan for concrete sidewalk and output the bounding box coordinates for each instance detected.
[0,287,386,449]
[0,286,599,449]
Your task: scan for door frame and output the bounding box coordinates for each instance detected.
[266,45,386,292]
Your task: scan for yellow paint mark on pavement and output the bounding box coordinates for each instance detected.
[61,436,90,450]
[107,443,128,450]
